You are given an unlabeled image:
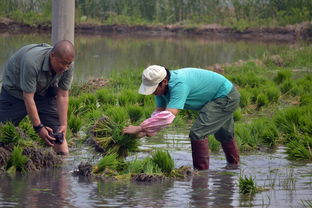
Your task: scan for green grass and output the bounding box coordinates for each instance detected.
[0,122,22,145]
[6,146,29,173]
[151,150,175,174]
[239,174,258,195]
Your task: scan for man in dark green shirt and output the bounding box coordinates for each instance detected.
[0,40,75,155]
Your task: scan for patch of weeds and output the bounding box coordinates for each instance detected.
[239,174,258,195]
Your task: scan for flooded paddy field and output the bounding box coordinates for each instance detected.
[0,130,311,208]
[0,33,311,208]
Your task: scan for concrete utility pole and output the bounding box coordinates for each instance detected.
[51,0,75,45]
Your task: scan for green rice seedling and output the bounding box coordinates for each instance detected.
[239,174,258,195]
[235,124,258,151]
[80,93,98,109]
[264,85,280,103]
[250,87,262,104]
[151,150,174,174]
[143,95,154,106]
[104,106,129,124]
[126,158,146,173]
[68,115,83,134]
[93,153,120,174]
[69,97,89,116]
[118,89,140,106]
[274,107,301,136]
[126,157,161,174]
[180,110,198,120]
[126,105,144,123]
[230,72,265,88]
[273,70,291,84]
[91,116,139,157]
[171,114,187,128]
[144,157,162,174]
[208,135,220,152]
[289,84,304,97]
[6,146,29,173]
[233,108,242,121]
[96,88,117,105]
[18,118,41,143]
[300,94,312,106]
[286,135,312,161]
[250,118,279,147]
[301,199,312,208]
[0,122,21,145]
[239,89,252,108]
[84,108,104,124]
[280,80,295,94]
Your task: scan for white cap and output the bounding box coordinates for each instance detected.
[138,65,167,95]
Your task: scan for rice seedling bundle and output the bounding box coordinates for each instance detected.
[91,115,139,157]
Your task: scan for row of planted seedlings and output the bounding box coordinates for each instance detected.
[67,73,195,181]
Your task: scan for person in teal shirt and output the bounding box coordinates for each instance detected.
[123,65,240,170]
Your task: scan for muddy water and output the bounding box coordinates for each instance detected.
[0,129,311,208]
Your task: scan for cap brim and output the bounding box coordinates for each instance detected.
[138,83,158,95]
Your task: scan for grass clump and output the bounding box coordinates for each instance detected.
[0,122,22,145]
[151,150,175,174]
[6,146,29,174]
[286,134,312,161]
[126,105,144,123]
[90,115,139,157]
[239,174,258,195]
[93,153,121,174]
[273,70,292,84]
[68,115,83,135]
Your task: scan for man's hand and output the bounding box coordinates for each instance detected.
[38,126,55,146]
[123,125,143,135]
[58,125,67,137]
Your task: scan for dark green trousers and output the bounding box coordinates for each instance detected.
[189,87,240,142]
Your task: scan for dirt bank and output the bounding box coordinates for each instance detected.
[0,18,311,41]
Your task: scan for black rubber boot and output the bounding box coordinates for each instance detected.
[221,139,240,165]
[191,139,209,170]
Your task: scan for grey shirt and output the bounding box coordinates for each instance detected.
[2,43,73,99]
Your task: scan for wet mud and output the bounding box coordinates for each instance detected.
[0,144,63,173]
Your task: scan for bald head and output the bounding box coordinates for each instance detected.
[52,40,75,59]
[50,40,75,74]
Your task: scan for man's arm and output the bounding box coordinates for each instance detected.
[56,88,69,135]
[23,92,54,146]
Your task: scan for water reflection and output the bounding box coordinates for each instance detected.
[0,33,298,84]
[0,169,71,208]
